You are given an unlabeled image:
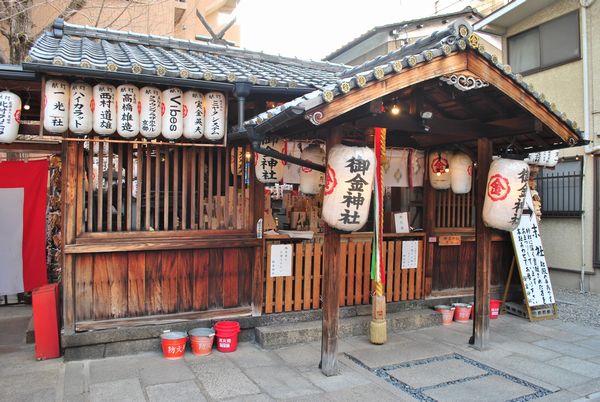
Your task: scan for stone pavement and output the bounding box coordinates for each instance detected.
[2,309,600,401]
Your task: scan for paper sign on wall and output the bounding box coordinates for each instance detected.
[394,212,410,233]
[270,244,293,277]
[401,240,419,269]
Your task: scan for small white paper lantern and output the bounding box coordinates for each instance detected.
[255,137,286,184]
[482,158,530,231]
[527,152,541,165]
[69,82,93,135]
[428,150,451,190]
[299,145,325,195]
[44,79,69,134]
[450,152,472,194]
[116,84,140,138]
[139,86,162,138]
[92,83,116,136]
[182,90,204,139]
[322,145,375,231]
[546,150,560,168]
[0,91,22,143]
[161,88,183,140]
[538,151,551,166]
[204,92,226,141]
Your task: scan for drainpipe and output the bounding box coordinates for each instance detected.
[233,82,252,132]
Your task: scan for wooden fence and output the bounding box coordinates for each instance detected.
[263,233,424,314]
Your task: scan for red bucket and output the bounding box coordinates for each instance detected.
[490,299,502,319]
[214,321,240,353]
[160,331,187,360]
[452,303,472,323]
[189,328,215,356]
[434,305,455,325]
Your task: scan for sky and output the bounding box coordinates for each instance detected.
[236,0,440,61]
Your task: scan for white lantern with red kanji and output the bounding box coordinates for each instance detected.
[69,82,93,135]
[162,88,183,140]
[255,137,286,184]
[450,152,472,194]
[183,90,204,139]
[116,84,139,138]
[0,91,21,143]
[482,158,530,231]
[299,145,325,195]
[44,79,69,134]
[204,92,226,141]
[139,86,162,138]
[322,145,375,231]
[428,150,451,190]
[92,83,117,136]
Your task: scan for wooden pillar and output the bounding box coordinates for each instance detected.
[252,172,265,316]
[472,137,492,350]
[62,140,79,335]
[321,127,343,376]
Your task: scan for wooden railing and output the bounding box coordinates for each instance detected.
[263,233,424,314]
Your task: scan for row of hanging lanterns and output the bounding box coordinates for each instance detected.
[428,150,473,194]
[43,80,226,140]
[527,150,560,167]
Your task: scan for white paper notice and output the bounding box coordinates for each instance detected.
[401,240,419,269]
[394,212,410,233]
[270,244,293,277]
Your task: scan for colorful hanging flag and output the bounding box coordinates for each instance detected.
[371,128,386,284]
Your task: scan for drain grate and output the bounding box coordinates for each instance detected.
[345,352,554,402]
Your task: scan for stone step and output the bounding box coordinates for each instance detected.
[255,308,442,349]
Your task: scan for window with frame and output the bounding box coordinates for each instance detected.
[508,11,580,75]
[535,157,583,217]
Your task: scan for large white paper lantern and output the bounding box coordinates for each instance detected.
[0,91,21,143]
[182,90,204,139]
[255,137,286,184]
[139,86,162,138]
[204,92,226,141]
[116,84,139,138]
[299,145,325,195]
[92,83,116,136]
[69,82,93,135]
[44,79,69,134]
[450,152,472,194]
[483,158,530,231]
[161,88,183,140]
[322,145,375,231]
[428,150,451,190]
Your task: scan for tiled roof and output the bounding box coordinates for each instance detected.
[25,19,345,90]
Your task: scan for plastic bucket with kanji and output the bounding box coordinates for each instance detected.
[490,299,502,319]
[452,303,472,323]
[434,305,455,325]
[214,321,240,353]
[160,331,187,360]
[189,327,215,356]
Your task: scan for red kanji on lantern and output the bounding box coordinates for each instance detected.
[467,165,473,177]
[431,156,448,173]
[487,173,510,201]
[324,164,337,195]
[301,166,312,173]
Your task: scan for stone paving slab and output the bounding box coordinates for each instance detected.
[139,356,196,386]
[89,378,145,402]
[145,380,207,402]
[547,356,600,377]
[533,338,600,359]
[300,363,372,392]
[348,339,454,368]
[494,339,562,361]
[193,359,261,399]
[223,342,283,368]
[422,374,536,401]
[89,355,141,384]
[243,364,322,399]
[388,358,487,389]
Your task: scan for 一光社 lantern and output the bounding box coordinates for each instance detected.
[299,145,325,195]
[69,82,93,135]
[428,150,451,190]
[255,137,286,184]
[322,145,375,231]
[204,92,226,141]
[139,86,162,138]
[162,88,183,140]
[44,79,69,134]
[450,152,472,194]
[183,90,204,139]
[0,91,21,143]
[482,158,530,232]
[92,83,117,136]
[116,84,140,138]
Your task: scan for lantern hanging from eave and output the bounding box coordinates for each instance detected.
[0,91,21,143]
[546,150,560,168]
[92,83,116,136]
[527,152,541,165]
[450,152,473,194]
[139,86,162,138]
[182,90,204,139]
[69,82,92,135]
[162,88,183,140]
[44,79,69,134]
[538,151,551,167]
[299,144,325,195]
[482,158,530,231]
[204,92,226,141]
[409,149,425,187]
[116,84,140,138]
[255,137,286,184]
[428,150,452,190]
[322,145,375,231]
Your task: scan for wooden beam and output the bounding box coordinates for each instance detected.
[0,140,61,153]
[62,141,79,335]
[472,137,492,350]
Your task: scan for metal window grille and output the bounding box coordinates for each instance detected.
[535,159,583,217]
